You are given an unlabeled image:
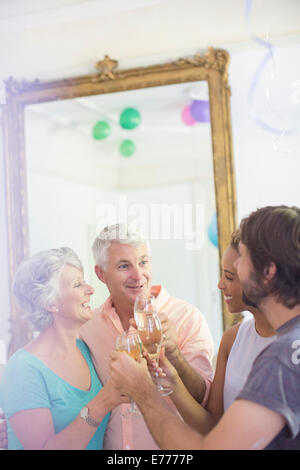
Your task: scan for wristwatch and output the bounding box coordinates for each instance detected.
[80,406,101,428]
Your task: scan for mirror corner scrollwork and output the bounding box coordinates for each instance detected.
[3,47,238,356]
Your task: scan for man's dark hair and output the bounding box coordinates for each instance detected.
[240,205,300,309]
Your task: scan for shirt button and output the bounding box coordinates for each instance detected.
[125,445,130,450]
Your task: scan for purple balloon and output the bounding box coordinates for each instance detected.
[190,100,210,123]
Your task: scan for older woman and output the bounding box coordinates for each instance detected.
[0,247,127,450]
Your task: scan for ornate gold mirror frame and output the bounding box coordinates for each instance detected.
[3,47,238,357]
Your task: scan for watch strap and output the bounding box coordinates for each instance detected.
[85,414,101,428]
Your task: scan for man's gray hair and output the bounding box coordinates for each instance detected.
[12,247,83,331]
[92,224,151,269]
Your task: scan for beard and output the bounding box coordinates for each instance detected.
[242,291,258,308]
[241,270,269,308]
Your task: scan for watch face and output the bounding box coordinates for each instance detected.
[80,406,88,419]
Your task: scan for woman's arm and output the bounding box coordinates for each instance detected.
[168,371,216,434]
[159,311,212,404]
[205,324,240,421]
[157,324,240,435]
[9,379,126,450]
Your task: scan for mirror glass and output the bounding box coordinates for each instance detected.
[24,80,223,346]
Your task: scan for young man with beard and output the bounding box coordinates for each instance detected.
[110,206,300,450]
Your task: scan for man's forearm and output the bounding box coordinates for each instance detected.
[168,351,207,403]
[135,384,205,450]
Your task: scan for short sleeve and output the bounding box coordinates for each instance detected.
[0,351,51,418]
[236,352,300,438]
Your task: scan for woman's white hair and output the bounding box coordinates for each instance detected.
[92,224,151,269]
[12,247,83,331]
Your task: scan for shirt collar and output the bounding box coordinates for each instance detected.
[151,285,170,312]
[276,314,300,335]
[102,285,170,321]
[101,296,124,331]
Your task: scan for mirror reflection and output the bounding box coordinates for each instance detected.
[24,81,223,346]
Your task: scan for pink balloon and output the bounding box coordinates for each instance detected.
[181,105,196,126]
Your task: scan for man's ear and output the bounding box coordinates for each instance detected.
[95,265,106,284]
[263,262,277,283]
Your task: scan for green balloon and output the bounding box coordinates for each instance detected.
[120,139,135,157]
[92,121,111,140]
[120,108,141,130]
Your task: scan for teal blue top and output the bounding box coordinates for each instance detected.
[0,339,109,450]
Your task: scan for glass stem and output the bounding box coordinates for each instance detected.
[130,400,137,411]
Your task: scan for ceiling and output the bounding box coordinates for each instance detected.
[0,0,299,81]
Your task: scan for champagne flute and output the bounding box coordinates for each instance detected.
[134,294,173,396]
[115,330,142,418]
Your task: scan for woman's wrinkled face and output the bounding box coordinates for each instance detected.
[53,264,94,325]
[218,246,245,314]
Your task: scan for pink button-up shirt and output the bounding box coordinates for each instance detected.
[79,285,214,450]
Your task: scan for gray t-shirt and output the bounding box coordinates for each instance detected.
[237,315,300,450]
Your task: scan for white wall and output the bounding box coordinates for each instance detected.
[227,41,300,219]
[1,1,299,81]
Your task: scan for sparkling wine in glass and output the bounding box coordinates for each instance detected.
[134,294,173,396]
[115,330,142,418]
[137,316,162,360]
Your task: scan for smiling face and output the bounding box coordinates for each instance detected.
[53,264,94,326]
[218,246,245,314]
[95,241,152,310]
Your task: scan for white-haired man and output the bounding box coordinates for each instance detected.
[79,224,214,450]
